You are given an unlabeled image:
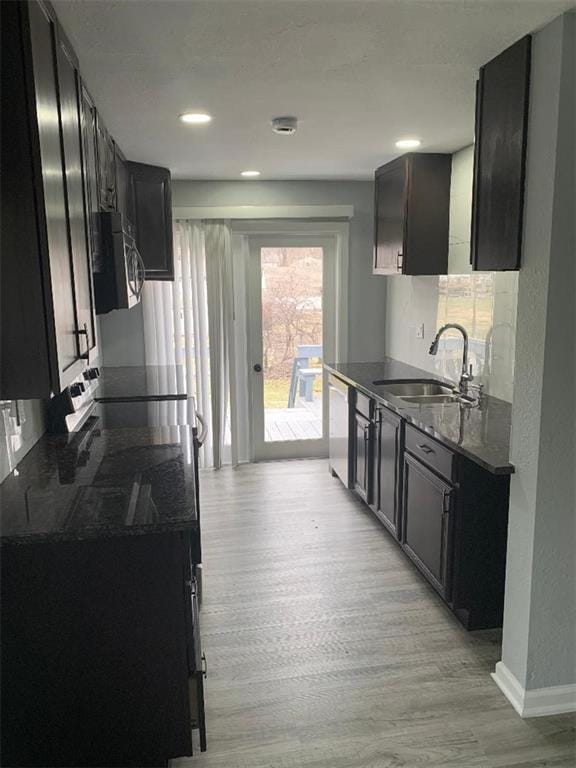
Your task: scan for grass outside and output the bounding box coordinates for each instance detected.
[263,377,322,409]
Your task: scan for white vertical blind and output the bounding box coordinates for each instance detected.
[142,220,246,468]
[142,221,213,466]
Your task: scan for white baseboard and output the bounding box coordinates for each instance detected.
[492,661,576,718]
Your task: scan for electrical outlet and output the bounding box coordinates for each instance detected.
[415,323,425,339]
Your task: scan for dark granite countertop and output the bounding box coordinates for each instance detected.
[95,365,187,401]
[0,415,198,545]
[325,359,513,475]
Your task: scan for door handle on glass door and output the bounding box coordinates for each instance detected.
[253,364,262,373]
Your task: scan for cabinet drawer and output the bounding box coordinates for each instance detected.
[355,391,373,418]
[405,425,454,481]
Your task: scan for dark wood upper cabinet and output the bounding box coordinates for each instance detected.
[55,30,97,354]
[27,0,78,381]
[96,113,117,211]
[80,83,105,274]
[1,1,53,398]
[127,161,174,280]
[471,35,531,271]
[115,145,131,223]
[374,153,451,276]
[1,0,97,399]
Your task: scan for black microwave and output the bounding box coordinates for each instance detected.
[94,212,145,314]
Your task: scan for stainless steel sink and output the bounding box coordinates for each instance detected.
[398,393,461,404]
[371,378,473,405]
[372,379,455,397]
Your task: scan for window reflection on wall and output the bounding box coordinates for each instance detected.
[435,272,518,402]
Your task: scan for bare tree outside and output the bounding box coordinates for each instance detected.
[260,247,323,440]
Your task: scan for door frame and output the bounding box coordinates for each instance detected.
[236,221,349,461]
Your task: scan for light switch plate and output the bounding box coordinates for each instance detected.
[415,323,425,339]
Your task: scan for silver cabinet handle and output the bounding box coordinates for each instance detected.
[417,443,434,454]
[196,412,208,447]
[74,322,90,363]
[397,252,404,271]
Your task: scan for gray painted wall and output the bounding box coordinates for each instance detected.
[172,180,384,362]
[501,11,575,692]
[0,400,45,484]
[99,180,384,365]
[98,302,146,366]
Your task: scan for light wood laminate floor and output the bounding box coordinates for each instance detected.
[174,460,575,768]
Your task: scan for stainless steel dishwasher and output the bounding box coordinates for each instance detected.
[328,373,351,487]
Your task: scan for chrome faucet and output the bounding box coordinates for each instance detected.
[429,323,474,393]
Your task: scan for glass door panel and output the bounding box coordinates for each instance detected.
[248,235,335,461]
[260,246,323,444]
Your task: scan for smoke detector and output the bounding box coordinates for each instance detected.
[271,116,298,135]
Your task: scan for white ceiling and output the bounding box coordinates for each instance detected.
[54,0,574,180]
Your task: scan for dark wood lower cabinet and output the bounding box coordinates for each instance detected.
[1,532,200,767]
[402,453,453,600]
[450,458,510,630]
[371,406,402,538]
[353,410,373,504]
[331,381,511,631]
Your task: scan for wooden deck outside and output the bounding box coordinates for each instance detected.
[264,397,322,442]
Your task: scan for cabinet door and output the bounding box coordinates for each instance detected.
[471,36,531,271]
[127,161,174,280]
[96,115,117,211]
[402,453,453,599]
[115,147,131,222]
[1,534,192,766]
[55,33,96,356]
[353,412,372,503]
[80,84,104,275]
[373,407,402,537]
[0,1,53,398]
[28,0,79,384]
[373,160,406,275]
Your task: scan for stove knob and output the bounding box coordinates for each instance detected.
[87,367,100,380]
[69,383,84,398]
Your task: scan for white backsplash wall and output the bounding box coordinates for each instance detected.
[0,399,46,483]
[384,145,518,402]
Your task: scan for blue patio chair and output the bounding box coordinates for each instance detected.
[287,344,322,407]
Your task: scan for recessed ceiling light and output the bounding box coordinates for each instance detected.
[241,170,261,177]
[395,138,421,149]
[179,112,212,124]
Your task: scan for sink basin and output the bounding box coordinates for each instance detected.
[398,394,461,404]
[371,378,474,405]
[373,379,455,397]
